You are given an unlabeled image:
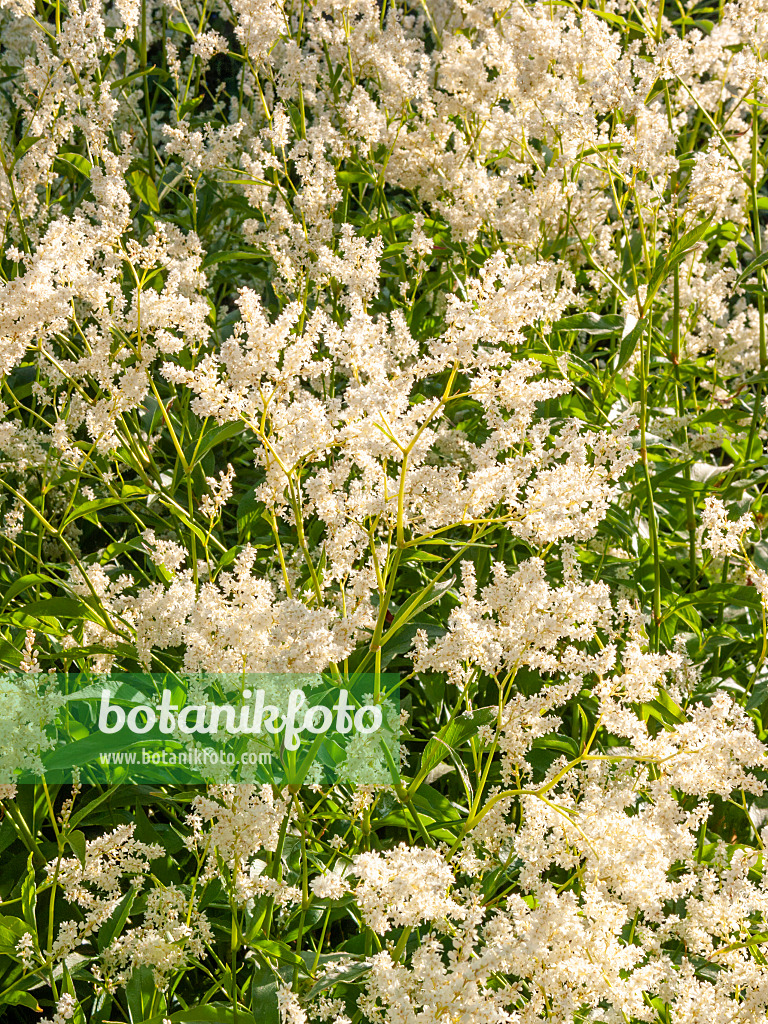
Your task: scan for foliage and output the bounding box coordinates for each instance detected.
[1,0,768,1021]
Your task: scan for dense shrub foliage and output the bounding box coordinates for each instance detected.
[2,0,768,1021]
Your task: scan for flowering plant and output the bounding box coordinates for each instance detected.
[1,0,768,1021]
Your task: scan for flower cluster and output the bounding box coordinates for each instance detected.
[0,0,768,1022]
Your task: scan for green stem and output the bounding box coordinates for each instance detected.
[638,315,662,651]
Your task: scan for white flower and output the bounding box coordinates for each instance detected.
[701,496,753,558]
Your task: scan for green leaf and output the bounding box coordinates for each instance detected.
[250,975,279,1024]
[747,679,768,711]
[727,495,753,520]
[420,706,496,777]
[592,8,628,26]
[10,597,108,627]
[736,250,768,286]
[126,965,159,1022]
[380,622,445,669]
[13,135,42,163]
[157,499,211,547]
[68,788,119,830]
[686,583,761,610]
[387,574,457,632]
[553,312,625,334]
[336,169,375,185]
[2,988,42,1011]
[691,632,739,658]
[188,421,245,468]
[381,242,407,258]
[167,19,196,37]
[128,170,160,212]
[754,541,768,571]
[55,152,92,178]
[0,913,33,954]
[707,931,768,956]
[110,65,168,91]
[410,783,464,827]
[37,730,147,776]
[651,687,687,725]
[67,829,87,866]
[97,887,136,953]
[646,219,713,304]
[236,490,264,536]
[530,734,581,759]
[250,937,307,969]
[668,601,702,639]
[158,1007,257,1024]
[0,573,61,610]
[304,956,372,999]
[61,493,149,529]
[21,853,36,933]
[202,249,268,269]
[615,315,646,372]
[668,219,713,264]
[403,550,444,563]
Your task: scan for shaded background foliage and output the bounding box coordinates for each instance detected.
[1,0,768,1021]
